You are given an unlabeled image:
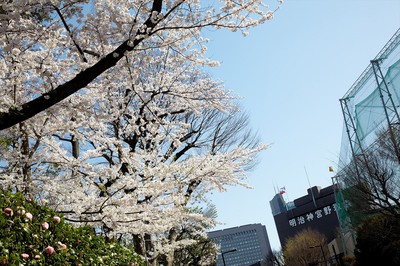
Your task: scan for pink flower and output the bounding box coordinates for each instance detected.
[53,216,61,224]
[45,246,55,255]
[42,222,49,230]
[21,253,29,259]
[34,255,41,260]
[4,208,13,217]
[57,241,67,250]
[25,212,33,221]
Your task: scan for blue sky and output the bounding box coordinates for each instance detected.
[204,0,400,250]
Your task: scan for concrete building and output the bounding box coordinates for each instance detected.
[270,185,339,249]
[208,224,272,266]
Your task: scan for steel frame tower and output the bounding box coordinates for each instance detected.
[335,28,400,256]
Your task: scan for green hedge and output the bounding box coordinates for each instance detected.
[0,191,143,265]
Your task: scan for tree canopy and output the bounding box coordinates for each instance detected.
[283,228,328,266]
[341,125,400,225]
[0,0,280,264]
[354,214,400,266]
[0,0,281,129]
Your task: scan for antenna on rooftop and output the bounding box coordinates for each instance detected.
[304,166,317,208]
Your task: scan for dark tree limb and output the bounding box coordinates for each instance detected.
[0,41,137,130]
[53,5,88,63]
[0,0,164,130]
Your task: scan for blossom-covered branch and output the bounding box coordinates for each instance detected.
[0,0,281,130]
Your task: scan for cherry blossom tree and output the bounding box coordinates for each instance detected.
[0,46,267,264]
[0,0,282,129]
[0,0,279,264]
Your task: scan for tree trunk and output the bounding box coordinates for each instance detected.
[20,123,32,197]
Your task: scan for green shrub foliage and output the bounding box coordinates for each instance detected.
[0,191,143,265]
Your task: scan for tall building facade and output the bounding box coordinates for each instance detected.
[270,185,339,248]
[208,224,272,266]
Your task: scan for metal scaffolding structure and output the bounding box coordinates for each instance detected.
[334,27,400,256]
[339,27,400,170]
[342,28,400,100]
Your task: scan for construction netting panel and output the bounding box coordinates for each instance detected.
[355,58,400,143]
[338,29,400,169]
[336,29,400,235]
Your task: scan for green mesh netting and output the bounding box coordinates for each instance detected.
[336,31,400,249]
[336,190,350,226]
[354,59,400,142]
[337,57,400,234]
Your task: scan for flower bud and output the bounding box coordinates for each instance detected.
[57,242,67,250]
[4,208,13,217]
[42,222,49,231]
[25,212,33,221]
[45,246,55,255]
[53,216,61,223]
